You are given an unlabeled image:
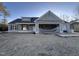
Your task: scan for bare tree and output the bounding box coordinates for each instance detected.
[0,3,10,31]
[0,2,9,24]
[60,14,70,22]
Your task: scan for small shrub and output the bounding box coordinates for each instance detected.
[0,24,8,31]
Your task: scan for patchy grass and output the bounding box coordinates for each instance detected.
[0,33,79,56]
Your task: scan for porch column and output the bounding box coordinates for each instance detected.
[18,24,22,30]
[59,23,63,33]
[13,24,15,31]
[8,24,11,31]
[11,24,13,30]
[35,23,39,33]
[66,23,71,33]
[16,24,18,31]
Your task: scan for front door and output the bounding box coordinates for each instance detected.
[22,25,27,30]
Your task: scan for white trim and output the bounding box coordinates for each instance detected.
[15,23,35,24]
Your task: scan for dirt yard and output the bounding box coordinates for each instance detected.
[0,33,79,56]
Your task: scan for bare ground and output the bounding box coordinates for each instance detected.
[0,33,79,56]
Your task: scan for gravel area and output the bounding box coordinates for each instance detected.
[0,33,79,56]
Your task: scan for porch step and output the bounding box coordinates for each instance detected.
[56,33,79,37]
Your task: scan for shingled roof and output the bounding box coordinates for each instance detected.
[70,19,79,24]
[9,10,65,24]
[9,17,39,24]
[35,10,64,22]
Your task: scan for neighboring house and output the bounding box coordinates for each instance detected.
[70,19,79,32]
[8,10,71,33]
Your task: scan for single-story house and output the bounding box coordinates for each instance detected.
[70,19,79,32]
[8,10,71,33]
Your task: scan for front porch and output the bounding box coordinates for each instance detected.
[39,24,59,33]
[34,23,61,34]
[8,23,35,32]
[8,23,71,34]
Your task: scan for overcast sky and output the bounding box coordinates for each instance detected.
[1,2,79,22]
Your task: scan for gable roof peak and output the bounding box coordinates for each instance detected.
[48,10,51,12]
[34,10,64,22]
[46,10,53,14]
